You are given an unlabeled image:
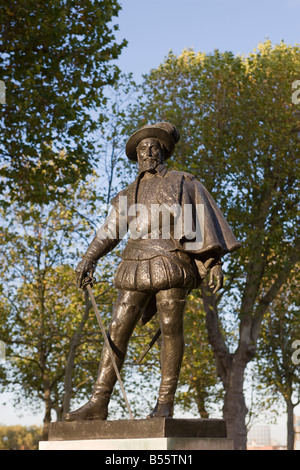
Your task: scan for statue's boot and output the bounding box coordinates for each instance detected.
[64,343,123,421]
[63,392,110,421]
[64,290,147,422]
[147,401,174,418]
[147,290,186,419]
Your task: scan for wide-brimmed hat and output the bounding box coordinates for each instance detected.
[125,122,180,161]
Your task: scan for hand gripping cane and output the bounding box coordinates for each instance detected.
[82,276,134,420]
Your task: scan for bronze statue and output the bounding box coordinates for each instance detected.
[65,122,240,421]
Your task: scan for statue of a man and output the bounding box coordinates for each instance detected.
[65,122,240,421]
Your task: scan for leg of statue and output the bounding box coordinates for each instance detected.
[64,289,151,421]
[147,287,187,418]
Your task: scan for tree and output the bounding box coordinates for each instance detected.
[125,41,300,449]
[177,290,221,418]
[0,78,139,432]
[0,71,139,435]
[0,192,118,439]
[0,0,127,204]
[256,283,300,450]
[95,72,138,208]
[0,425,42,450]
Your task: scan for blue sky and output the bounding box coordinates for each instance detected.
[116,0,300,80]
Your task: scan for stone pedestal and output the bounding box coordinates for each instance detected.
[39,418,234,450]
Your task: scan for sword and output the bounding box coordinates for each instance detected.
[136,328,161,364]
[82,276,134,420]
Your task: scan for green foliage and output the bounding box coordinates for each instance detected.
[128,41,300,249]
[0,424,42,450]
[256,282,300,404]
[127,39,300,320]
[0,0,127,204]
[0,188,118,423]
[123,41,300,427]
[254,281,300,449]
[177,291,221,417]
[95,72,139,204]
[0,68,138,427]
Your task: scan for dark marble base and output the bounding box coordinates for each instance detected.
[48,418,227,441]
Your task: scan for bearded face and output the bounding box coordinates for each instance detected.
[136,138,164,172]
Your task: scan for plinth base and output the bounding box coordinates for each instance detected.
[40,418,233,450]
[39,437,233,450]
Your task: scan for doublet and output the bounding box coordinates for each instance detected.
[94,164,240,293]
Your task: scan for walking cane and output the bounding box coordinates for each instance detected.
[82,277,134,420]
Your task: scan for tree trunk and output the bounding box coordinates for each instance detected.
[201,237,299,449]
[202,283,253,450]
[195,390,209,419]
[222,359,249,450]
[286,399,295,450]
[42,382,52,441]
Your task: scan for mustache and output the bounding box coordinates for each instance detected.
[139,160,158,169]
